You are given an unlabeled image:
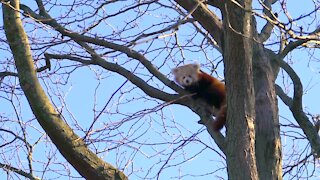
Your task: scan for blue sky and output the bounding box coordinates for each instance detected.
[1,0,320,179]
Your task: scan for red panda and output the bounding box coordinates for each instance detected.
[172,63,226,131]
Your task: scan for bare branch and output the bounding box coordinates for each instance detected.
[275,57,320,157]
[44,53,181,103]
[44,51,227,152]
[275,84,292,107]
[1,0,319,178]
[206,0,225,9]
[174,0,224,49]
[257,0,278,42]
[0,71,18,78]
[25,1,226,153]
[254,11,320,54]
[0,162,40,180]
[129,18,195,46]
[0,59,49,78]
[0,128,32,149]
[282,27,320,57]
[20,4,180,94]
[3,1,128,179]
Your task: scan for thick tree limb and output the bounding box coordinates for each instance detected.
[44,53,180,103]
[21,1,227,154]
[223,0,258,178]
[274,85,292,107]
[2,1,127,179]
[207,0,225,9]
[44,53,227,153]
[279,39,309,59]
[20,4,178,94]
[278,24,319,58]
[275,58,320,157]
[174,0,224,49]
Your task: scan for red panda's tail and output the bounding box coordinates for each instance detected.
[212,104,227,131]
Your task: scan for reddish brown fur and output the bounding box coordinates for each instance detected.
[194,72,226,131]
[172,64,227,131]
[212,104,227,131]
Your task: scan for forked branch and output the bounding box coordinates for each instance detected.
[275,57,320,157]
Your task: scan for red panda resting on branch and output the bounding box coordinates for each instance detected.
[172,63,226,131]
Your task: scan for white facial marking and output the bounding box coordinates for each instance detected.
[172,63,200,87]
[181,75,193,86]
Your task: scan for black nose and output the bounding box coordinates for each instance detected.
[185,79,190,84]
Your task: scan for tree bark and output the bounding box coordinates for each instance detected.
[174,0,283,179]
[223,0,258,179]
[2,1,127,179]
[252,44,282,180]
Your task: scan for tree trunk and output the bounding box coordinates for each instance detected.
[223,0,258,179]
[2,1,127,179]
[174,0,283,179]
[253,43,282,180]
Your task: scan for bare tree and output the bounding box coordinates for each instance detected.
[0,0,319,179]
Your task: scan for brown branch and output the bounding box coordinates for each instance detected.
[129,18,195,46]
[278,24,320,52]
[279,39,309,59]
[254,10,320,55]
[44,53,227,153]
[174,0,224,49]
[3,1,127,179]
[275,84,292,107]
[38,54,51,72]
[257,0,278,42]
[0,128,18,148]
[21,2,227,153]
[200,114,226,153]
[20,3,188,99]
[20,3,180,94]
[44,53,181,103]
[0,162,40,180]
[206,0,225,9]
[275,57,320,157]
[0,58,50,78]
[156,0,227,150]
[0,71,18,78]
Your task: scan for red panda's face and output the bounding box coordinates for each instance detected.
[172,64,200,87]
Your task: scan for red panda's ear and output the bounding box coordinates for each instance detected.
[192,63,200,70]
[171,68,179,74]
